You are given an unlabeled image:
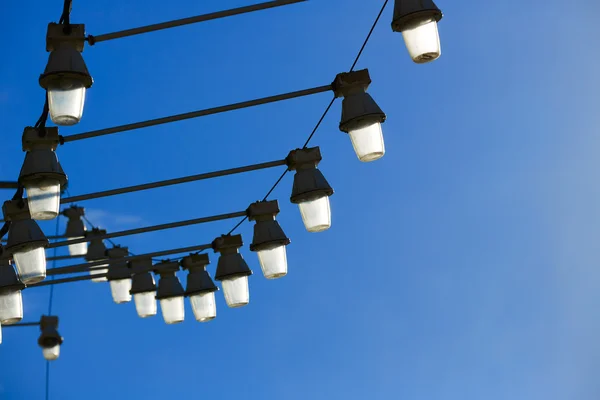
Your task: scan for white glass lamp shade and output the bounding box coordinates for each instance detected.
[134,292,157,318]
[349,122,385,162]
[0,290,23,325]
[25,181,61,220]
[298,195,331,233]
[257,244,288,279]
[67,238,88,257]
[159,297,185,324]
[13,247,47,284]
[109,279,132,304]
[222,275,249,308]
[90,264,109,282]
[401,18,441,64]
[42,344,60,361]
[190,292,216,322]
[47,79,86,126]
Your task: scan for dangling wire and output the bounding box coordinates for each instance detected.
[58,0,73,34]
[34,94,50,128]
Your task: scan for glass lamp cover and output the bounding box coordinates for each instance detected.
[190,292,216,322]
[401,18,441,64]
[67,238,88,257]
[257,244,288,279]
[0,290,23,325]
[160,297,184,324]
[349,122,385,162]
[47,79,86,126]
[222,275,249,308]
[134,292,157,318]
[42,344,60,361]
[13,247,47,284]
[90,264,109,282]
[298,195,331,233]
[109,279,132,304]
[25,181,61,220]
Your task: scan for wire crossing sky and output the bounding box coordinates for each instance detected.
[1,0,600,399]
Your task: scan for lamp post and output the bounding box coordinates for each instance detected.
[391,0,443,64]
[154,261,185,324]
[39,24,93,125]
[333,69,387,162]
[2,201,49,284]
[19,127,68,221]
[287,147,334,233]
[212,235,252,308]
[63,206,87,256]
[247,200,290,279]
[0,262,25,325]
[129,257,157,318]
[106,247,132,304]
[38,315,63,361]
[182,254,218,322]
[85,228,109,282]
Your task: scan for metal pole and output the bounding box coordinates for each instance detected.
[87,0,307,44]
[60,159,287,204]
[0,182,19,190]
[47,210,246,249]
[2,321,41,328]
[62,85,333,143]
[31,273,107,287]
[44,243,212,277]
[46,254,85,261]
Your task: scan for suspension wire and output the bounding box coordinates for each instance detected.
[226,0,390,236]
[44,213,60,400]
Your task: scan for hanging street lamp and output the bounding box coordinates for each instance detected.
[154,261,185,324]
[39,23,93,126]
[19,127,68,221]
[182,254,218,322]
[333,69,387,162]
[38,315,63,361]
[0,262,25,326]
[85,228,109,282]
[212,235,252,308]
[287,147,334,233]
[2,200,49,284]
[106,247,132,304]
[391,0,443,64]
[247,200,290,279]
[63,206,87,256]
[129,257,157,318]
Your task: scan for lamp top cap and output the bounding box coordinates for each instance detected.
[247,200,280,221]
[332,69,372,98]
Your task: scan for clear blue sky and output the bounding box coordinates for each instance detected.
[1,0,600,399]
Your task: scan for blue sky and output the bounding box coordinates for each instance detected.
[1,0,600,399]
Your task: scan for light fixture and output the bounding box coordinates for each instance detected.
[0,261,25,325]
[247,200,290,279]
[129,257,157,318]
[39,23,93,126]
[19,127,68,221]
[63,205,87,256]
[2,200,49,284]
[212,235,252,308]
[155,261,185,324]
[182,254,218,322]
[106,247,132,304]
[333,69,387,162]
[85,228,109,282]
[391,0,443,64]
[38,316,63,361]
[287,147,334,233]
